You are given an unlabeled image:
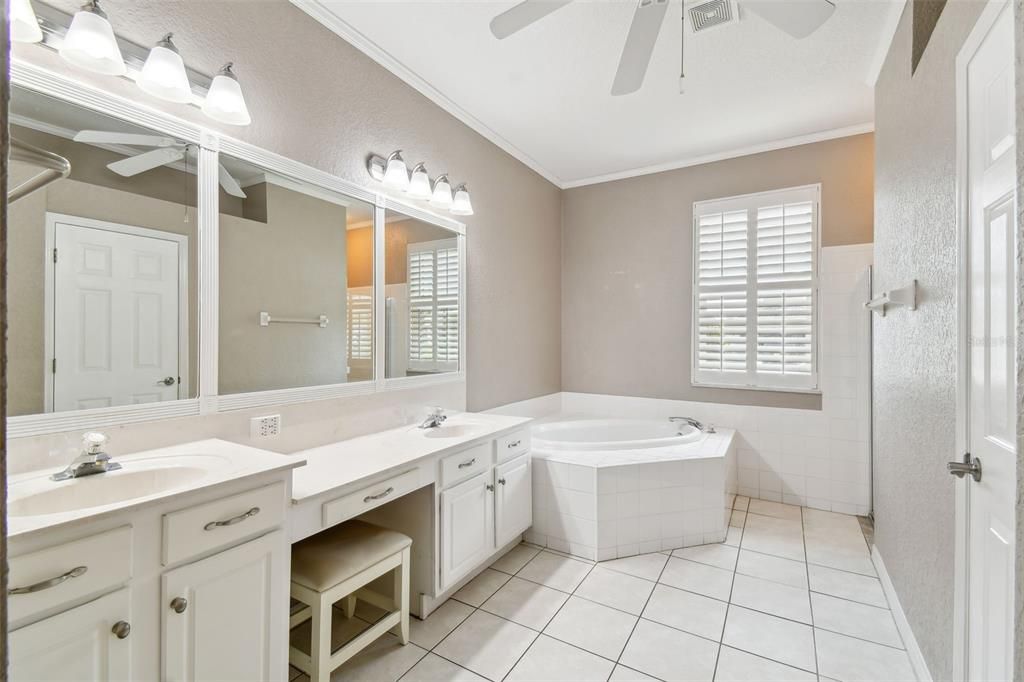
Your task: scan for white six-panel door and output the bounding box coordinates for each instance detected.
[51,216,183,411]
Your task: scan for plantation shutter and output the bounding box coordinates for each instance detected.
[346,288,373,361]
[408,239,460,372]
[692,185,818,391]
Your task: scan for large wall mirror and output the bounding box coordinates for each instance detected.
[7,86,199,417]
[216,153,376,395]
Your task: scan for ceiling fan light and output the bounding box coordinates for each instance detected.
[450,184,474,216]
[382,151,410,190]
[59,0,126,76]
[429,174,452,209]
[201,62,252,126]
[138,34,193,104]
[11,0,43,43]
[407,163,432,200]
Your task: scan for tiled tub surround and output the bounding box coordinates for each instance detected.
[526,427,737,561]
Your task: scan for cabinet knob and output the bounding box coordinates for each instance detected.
[170,597,188,614]
[498,478,507,485]
[486,484,494,492]
[111,621,131,639]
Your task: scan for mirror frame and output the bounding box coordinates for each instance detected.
[8,60,466,438]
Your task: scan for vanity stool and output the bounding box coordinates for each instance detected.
[289,520,412,682]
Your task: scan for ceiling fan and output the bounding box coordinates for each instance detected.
[72,130,248,198]
[489,0,837,96]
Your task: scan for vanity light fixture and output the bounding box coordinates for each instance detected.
[137,33,192,104]
[407,163,432,200]
[450,183,474,216]
[11,0,43,43]
[59,0,126,76]
[382,151,410,190]
[201,62,252,126]
[429,174,453,209]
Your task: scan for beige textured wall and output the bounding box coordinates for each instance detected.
[561,133,874,408]
[873,2,985,679]
[12,0,563,411]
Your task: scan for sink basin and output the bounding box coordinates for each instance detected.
[8,454,230,517]
[420,424,481,439]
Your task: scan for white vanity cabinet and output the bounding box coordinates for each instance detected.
[440,472,495,587]
[495,453,532,548]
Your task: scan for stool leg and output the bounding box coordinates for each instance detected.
[309,593,333,682]
[342,594,356,619]
[393,546,410,645]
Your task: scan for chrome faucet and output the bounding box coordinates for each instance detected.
[419,407,448,429]
[670,416,714,433]
[51,432,122,481]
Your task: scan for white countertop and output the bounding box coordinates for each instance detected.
[8,439,303,539]
[291,412,532,502]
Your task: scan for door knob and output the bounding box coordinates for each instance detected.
[947,454,982,482]
[159,376,177,386]
[111,621,131,639]
[170,597,188,613]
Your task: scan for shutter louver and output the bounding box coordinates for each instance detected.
[346,290,373,361]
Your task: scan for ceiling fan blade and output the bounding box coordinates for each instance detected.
[107,148,186,177]
[490,0,574,39]
[74,130,179,148]
[611,0,670,96]
[218,163,248,199]
[743,0,836,39]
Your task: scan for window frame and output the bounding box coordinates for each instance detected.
[690,183,822,394]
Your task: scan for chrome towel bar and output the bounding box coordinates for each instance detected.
[259,312,329,328]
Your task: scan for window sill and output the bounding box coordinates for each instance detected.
[690,381,822,396]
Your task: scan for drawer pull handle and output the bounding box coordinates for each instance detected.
[111,621,131,639]
[364,487,394,503]
[508,440,521,449]
[204,506,260,531]
[170,597,188,614]
[498,478,507,485]
[10,566,87,594]
[458,458,476,469]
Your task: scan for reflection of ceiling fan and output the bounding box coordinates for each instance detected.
[489,0,836,96]
[72,130,247,198]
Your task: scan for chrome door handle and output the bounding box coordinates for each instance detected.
[947,454,982,482]
[204,507,260,530]
[10,566,87,594]
[170,597,188,613]
[111,621,131,639]
[159,376,177,386]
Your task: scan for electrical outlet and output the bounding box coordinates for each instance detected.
[250,414,281,439]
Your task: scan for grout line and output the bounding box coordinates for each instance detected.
[713,494,747,680]
[610,537,675,681]
[801,506,820,676]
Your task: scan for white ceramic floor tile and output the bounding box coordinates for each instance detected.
[747,499,802,521]
[434,610,538,681]
[740,515,805,562]
[491,544,543,575]
[480,576,570,631]
[673,543,739,571]
[805,543,876,577]
[409,599,474,650]
[814,629,916,682]
[642,584,728,641]
[730,510,747,528]
[735,550,808,589]
[808,564,887,608]
[543,596,637,660]
[713,645,817,682]
[659,557,734,601]
[517,550,594,593]
[452,569,512,607]
[722,606,816,673]
[506,635,615,682]
[729,574,811,624]
[600,552,669,581]
[801,508,864,536]
[724,526,743,547]
[810,593,902,647]
[575,565,655,615]
[733,496,750,511]
[290,612,372,656]
[330,633,426,682]
[619,618,719,682]
[610,665,661,681]
[400,653,487,682]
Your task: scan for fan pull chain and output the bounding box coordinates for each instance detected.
[679,10,686,93]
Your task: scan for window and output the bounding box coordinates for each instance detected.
[408,238,460,373]
[692,184,819,392]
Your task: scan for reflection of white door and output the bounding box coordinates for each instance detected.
[955,2,1016,679]
[48,214,186,411]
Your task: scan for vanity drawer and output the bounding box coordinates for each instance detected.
[9,525,132,623]
[162,482,285,565]
[496,429,530,463]
[440,442,491,488]
[323,469,420,527]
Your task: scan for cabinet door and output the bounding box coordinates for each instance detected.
[163,531,288,682]
[440,472,494,589]
[495,454,533,547]
[9,588,131,682]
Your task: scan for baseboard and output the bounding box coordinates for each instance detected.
[871,544,933,681]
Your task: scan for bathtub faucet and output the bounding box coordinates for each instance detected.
[669,416,706,432]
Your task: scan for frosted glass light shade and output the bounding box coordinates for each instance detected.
[59,3,126,76]
[450,184,474,216]
[11,0,43,43]
[201,63,251,126]
[407,163,432,200]
[429,175,452,209]
[138,35,192,104]
[383,151,409,190]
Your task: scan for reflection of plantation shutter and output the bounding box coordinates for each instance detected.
[408,239,459,372]
[692,185,818,391]
[346,289,373,361]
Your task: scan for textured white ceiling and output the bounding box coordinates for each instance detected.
[297,0,901,187]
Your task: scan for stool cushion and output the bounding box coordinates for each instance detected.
[291,520,412,592]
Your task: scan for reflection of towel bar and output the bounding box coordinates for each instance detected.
[259,312,328,328]
[865,280,917,317]
[9,138,71,204]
